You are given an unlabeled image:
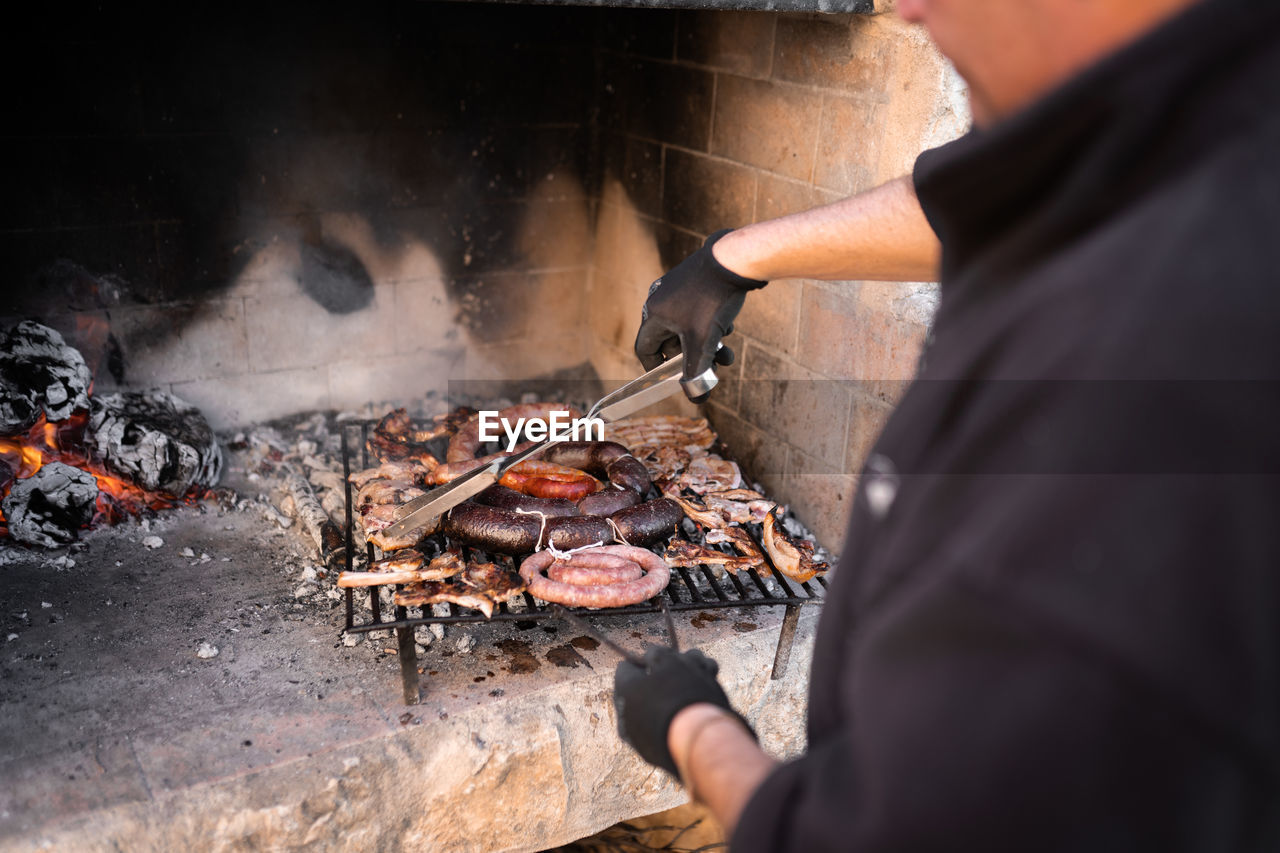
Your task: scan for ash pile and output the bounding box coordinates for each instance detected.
[0,321,222,548]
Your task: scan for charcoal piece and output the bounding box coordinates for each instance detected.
[2,461,98,548]
[89,390,222,496]
[0,367,40,435]
[0,321,92,423]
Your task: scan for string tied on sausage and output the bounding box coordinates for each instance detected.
[546,539,606,561]
[607,515,631,546]
[515,507,550,551]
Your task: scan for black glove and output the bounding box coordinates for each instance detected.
[613,645,755,777]
[634,230,767,402]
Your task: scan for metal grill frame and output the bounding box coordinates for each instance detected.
[338,419,826,703]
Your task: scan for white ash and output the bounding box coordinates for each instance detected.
[196,642,219,659]
[142,536,164,549]
[258,500,293,529]
[0,369,40,435]
[3,462,99,548]
[45,555,76,571]
[454,633,476,654]
[89,390,222,495]
[0,321,92,423]
[181,547,195,557]
[342,633,364,647]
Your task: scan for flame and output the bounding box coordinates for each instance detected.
[0,410,199,535]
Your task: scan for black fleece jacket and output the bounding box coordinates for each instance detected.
[732,0,1280,849]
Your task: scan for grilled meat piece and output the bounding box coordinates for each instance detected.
[663,539,762,574]
[460,560,525,597]
[704,526,769,575]
[355,478,426,510]
[642,445,692,480]
[761,508,828,583]
[361,503,439,551]
[367,408,446,464]
[667,493,729,529]
[348,458,437,489]
[395,560,525,618]
[704,489,776,524]
[605,416,715,456]
[337,547,468,587]
[373,548,425,572]
[678,456,742,494]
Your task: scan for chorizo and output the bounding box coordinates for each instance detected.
[546,552,644,585]
[476,483,579,517]
[541,441,652,495]
[499,460,602,501]
[520,545,670,608]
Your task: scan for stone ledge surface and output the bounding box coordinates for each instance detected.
[0,504,818,852]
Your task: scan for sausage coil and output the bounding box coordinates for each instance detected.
[520,545,670,608]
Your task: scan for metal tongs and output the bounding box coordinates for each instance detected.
[552,598,680,669]
[379,355,718,540]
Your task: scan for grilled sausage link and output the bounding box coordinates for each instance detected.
[541,441,652,495]
[608,498,683,547]
[443,502,611,555]
[577,483,640,517]
[475,484,580,517]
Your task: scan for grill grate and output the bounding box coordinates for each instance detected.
[338,419,826,702]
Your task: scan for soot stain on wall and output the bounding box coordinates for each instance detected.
[2,0,600,376]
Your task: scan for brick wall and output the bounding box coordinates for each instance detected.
[588,9,968,552]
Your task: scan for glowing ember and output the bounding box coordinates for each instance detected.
[0,411,195,539]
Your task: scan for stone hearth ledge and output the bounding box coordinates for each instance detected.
[0,505,818,852]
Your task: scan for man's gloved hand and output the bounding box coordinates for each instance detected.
[635,230,767,402]
[613,645,755,776]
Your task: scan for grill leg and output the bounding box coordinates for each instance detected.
[770,604,801,680]
[397,623,421,705]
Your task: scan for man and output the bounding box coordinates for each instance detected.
[613,0,1280,849]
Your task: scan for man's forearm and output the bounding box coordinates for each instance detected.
[712,175,940,283]
[668,703,778,835]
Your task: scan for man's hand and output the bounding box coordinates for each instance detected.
[634,230,767,400]
[613,645,755,776]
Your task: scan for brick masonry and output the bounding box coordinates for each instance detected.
[589,9,968,553]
